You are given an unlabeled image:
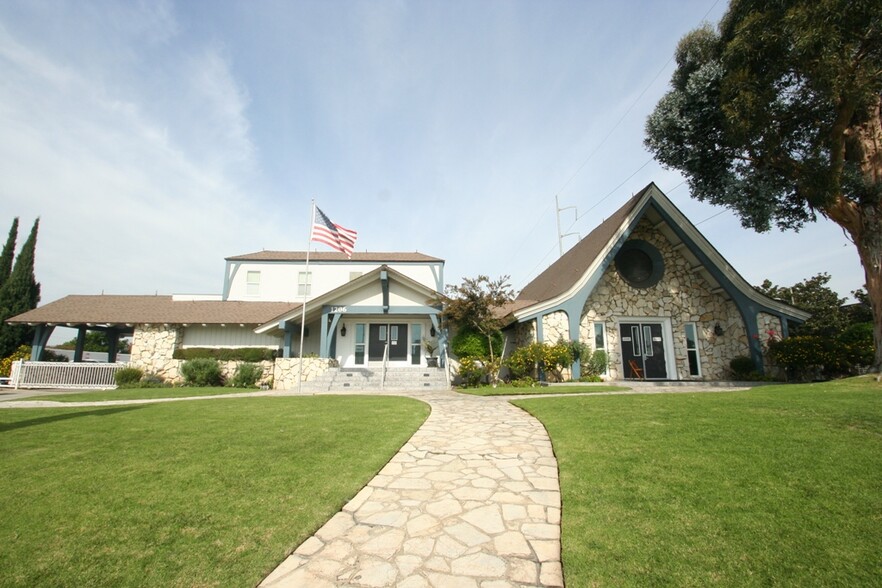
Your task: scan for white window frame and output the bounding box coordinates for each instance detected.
[684,322,702,377]
[593,321,608,375]
[246,271,260,296]
[298,271,312,296]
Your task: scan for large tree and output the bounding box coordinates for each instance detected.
[0,218,18,290]
[0,219,41,359]
[756,273,847,336]
[645,0,882,367]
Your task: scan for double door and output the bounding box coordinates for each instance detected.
[620,322,668,379]
[368,323,408,362]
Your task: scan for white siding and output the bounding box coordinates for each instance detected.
[182,326,281,348]
[225,261,442,302]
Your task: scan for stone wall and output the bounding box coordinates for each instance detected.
[130,325,182,381]
[757,312,783,373]
[541,311,569,343]
[513,320,537,348]
[581,218,749,380]
[273,357,336,389]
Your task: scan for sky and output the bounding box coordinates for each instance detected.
[0,0,867,334]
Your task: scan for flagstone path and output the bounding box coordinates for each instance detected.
[260,390,563,588]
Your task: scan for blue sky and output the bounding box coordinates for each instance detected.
[0,0,866,317]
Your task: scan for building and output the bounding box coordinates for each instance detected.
[8,251,445,387]
[505,183,809,380]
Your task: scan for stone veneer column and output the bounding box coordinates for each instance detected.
[129,325,184,382]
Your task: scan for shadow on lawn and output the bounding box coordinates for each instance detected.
[0,406,144,433]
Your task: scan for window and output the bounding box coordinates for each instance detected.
[593,322,608,375]
[246,271,260,296]
[411,324,422,365]
[685,323,701,376]
[355,323,365,365]
[298,272,312,296]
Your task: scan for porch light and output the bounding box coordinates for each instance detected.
[430,326,436,337]
[341,323,347,337]
[714,323,724,336]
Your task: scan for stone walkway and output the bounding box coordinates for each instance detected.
[260,390,563,588]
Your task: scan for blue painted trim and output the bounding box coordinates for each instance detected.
[381,270,389,313]
[74,327,86,363]
[321,305,440,315]
[30,325,54,361]
[106,328,119,363]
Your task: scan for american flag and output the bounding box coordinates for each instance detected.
[311,206,358,258]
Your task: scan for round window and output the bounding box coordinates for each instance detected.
[615,240,664,288]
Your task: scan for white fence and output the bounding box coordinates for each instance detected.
[7,360,125,389]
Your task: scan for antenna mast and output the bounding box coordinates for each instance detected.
[556,195,579,256]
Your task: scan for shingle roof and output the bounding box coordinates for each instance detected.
[516,188,648,304]
[226,251,444,263]
[7,295,298,326]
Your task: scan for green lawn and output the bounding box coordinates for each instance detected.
[457,384,630,396]
[0,396,429,587]
[514,377,882,586]
[25,386,262,403]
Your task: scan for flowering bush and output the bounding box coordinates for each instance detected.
[506,341,573,382]
[0,344,31,377]
[456,356,486,387]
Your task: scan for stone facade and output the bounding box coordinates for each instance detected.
[756,312,784,373]
[273,357,336,389]
[579,219,749,380]
[541,311,569,343]
[130,325,182,381]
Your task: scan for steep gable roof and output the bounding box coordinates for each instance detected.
[517,188,647,304]
[513,182,809,322]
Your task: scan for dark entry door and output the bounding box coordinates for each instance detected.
[620,323,667,379]
[368,324,408,361]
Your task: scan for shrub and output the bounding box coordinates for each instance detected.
[580,349,608,379]
[41,348,69,363]
[451,327,503,360]
[138,373,169,388]
[729,356,757,379]
[0,345,31,377]
[231,362,262,388]
[180,357,224,387]
[173,347,276,362]
[114,367,144,387]
[508,377,538,387]
[456,357,486,388]
[768,336,843,381]
[838,322,874,369]
[506,341,574,382]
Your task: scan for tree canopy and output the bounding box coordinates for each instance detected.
[646,0,882,367]
[756,273,848,336]
[437,275,514,362]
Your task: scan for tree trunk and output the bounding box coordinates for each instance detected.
[828,94,882,371]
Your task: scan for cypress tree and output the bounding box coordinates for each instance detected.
[0,218,41,359]
[0,217,18,290]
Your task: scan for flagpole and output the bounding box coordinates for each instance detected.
[298,199,315,394]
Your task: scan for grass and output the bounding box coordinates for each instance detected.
[24,386,262,403]
[0,395,429,587]
[514,377,882,586]
[457,384,630,396]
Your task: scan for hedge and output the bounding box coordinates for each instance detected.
[172,347,276,362]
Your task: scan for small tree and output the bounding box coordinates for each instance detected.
[438,275,514,364]
[0,218,18,290]
[756,273,847,337]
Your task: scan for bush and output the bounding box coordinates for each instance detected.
[231,362,263,388]
[0,344,31,377]
[456,357,486,388]
[41,348,69,363]
[506,341,574,382]
[729,356,757,379]
[173,347,276,362]
[838,322,874,369]
[508,377,539,387]
[451,327,503,360]
[114,367,144,387]
[180,357,224,387]
[768,336,843,381]
[580,349,608,379]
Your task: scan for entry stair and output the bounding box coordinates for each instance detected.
[300,367,449,392]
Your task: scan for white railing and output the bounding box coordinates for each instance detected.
[8,360,126,389]
[441,345,451,388]
[381,344,389,390]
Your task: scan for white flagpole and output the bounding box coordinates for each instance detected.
[298,199,315,394]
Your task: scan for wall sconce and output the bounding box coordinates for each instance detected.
[340,323,347,337]
[430,326,436,337]
[714,323,724,336]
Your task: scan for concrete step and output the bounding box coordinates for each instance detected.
[300,367,449,391]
